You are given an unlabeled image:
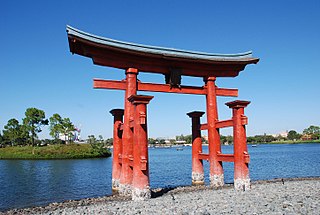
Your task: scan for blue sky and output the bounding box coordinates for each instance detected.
[1,1,319,139]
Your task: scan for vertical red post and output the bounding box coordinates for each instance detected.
[110,109,124,192]
[205,77,224,188]
[119,68,138,196]
[226,100,251,191]
[187,111,205,185]
[129,95,153,201]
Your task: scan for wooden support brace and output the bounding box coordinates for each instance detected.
[217,153,234,162]
[200,123,208,130]
[216,119,233,128]
[198,153,209,160]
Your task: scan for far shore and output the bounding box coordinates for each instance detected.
[146,140,320,148]
[0,144,111,160]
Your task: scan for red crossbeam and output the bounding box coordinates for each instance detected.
[198,153,249,163]
[200,124,208,130]
[200,119,233,130]
[198,153,209,160]
[200,118,247,130]
[217,153,234,162]
[216,119,233,128]
[93,79,238,97]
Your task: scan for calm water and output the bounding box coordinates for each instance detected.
[0,143,319,211]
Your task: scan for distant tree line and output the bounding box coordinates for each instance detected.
[0,107,76,147]
[146,125,320,145]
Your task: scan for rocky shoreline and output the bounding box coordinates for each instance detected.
[2,177,319,214]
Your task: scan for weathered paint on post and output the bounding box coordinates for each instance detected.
[205,77,224,188]
[119,68,138,196]
[129,95,153,201]
[187,111,205,185]
[226,100,251,191]
[110,109,124,192]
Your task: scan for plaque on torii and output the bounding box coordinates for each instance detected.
[67,26,259,200]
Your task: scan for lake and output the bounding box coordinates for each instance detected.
[0,143,319,211]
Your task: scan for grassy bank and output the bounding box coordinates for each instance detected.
[0,144,111,159]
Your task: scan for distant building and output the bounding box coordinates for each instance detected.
[301,134,312,140]
[272,131,288,138]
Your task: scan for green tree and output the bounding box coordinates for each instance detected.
[98,135,104,143]
[303,125,320,140]
[148,138,156,145]
[23,108,48,146]
[287,130,301,141]
[61,118,75,143]
[3,118,28,146]
[49,113,63,140]
[105,138,113,146]
[0,132,3,146]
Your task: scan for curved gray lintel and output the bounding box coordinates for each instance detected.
[66,25,253,61]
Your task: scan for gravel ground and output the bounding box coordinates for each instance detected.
[2,178,319,215]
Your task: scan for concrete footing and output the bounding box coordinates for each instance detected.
[112,179,120,191]
[234,178,250,191]
[210,174,224,188]
[119,183,132,196]
[132,187,151,201]
[192,172,205,185]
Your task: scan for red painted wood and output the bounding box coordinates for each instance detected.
[198,153,209,161]
[215,119,233,128]
[200,123,208,130]
[217,154,234,162]
[226,101,250,181]
[94,79,238,97]
[206,77,224,184]
[110,109,124,190]
[129,95,153,191]
[187,111,205,184]
[119,68,138,190]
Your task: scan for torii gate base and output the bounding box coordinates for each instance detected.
[108,69,252,201]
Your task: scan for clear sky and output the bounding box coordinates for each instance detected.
[1,0,320,140]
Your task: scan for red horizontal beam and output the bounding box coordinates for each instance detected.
[138,82,207,95]
[93,79,238,97]
[200,123,208,130]
[94,79,126,90]
[216,88,238,97]
[216,119,233,128]
[217,153,234,162]
[198,153,209,160]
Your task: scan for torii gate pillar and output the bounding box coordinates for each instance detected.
[129,95,153,200]
[119,68,138,196]
[206,77,224,188]
[110,109,124,191]
[187,111,205,185]
[226,100,251,190]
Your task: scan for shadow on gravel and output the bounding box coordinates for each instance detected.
[151,186,176,198]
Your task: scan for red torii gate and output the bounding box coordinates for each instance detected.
[66,26,259,200]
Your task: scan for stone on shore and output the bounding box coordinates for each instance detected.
[2,178,319,215]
